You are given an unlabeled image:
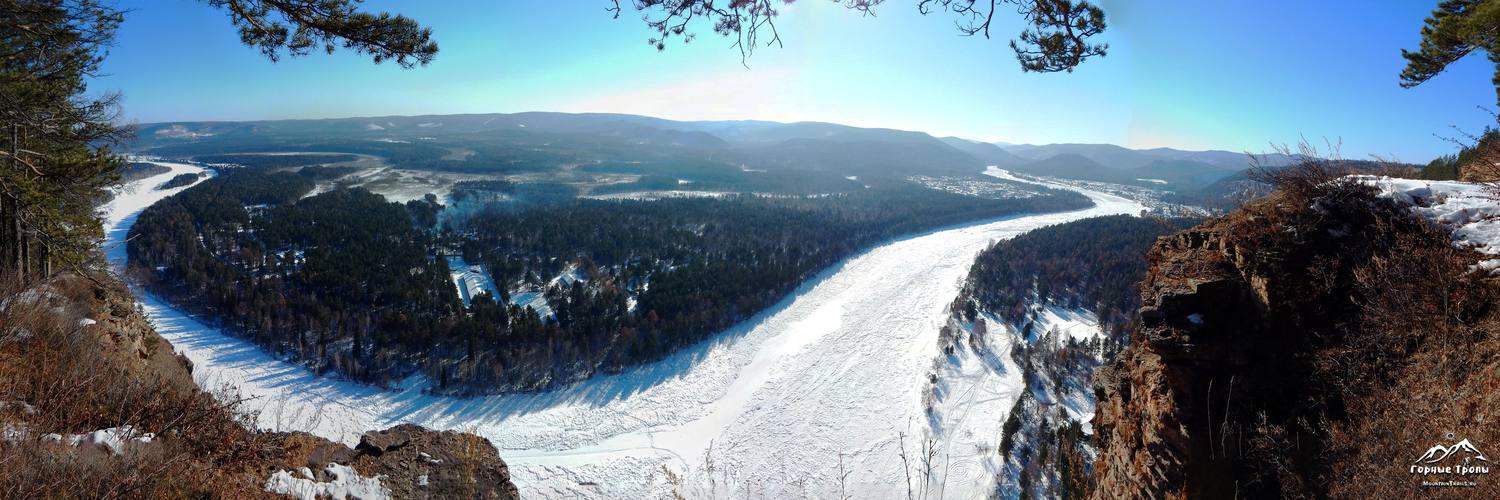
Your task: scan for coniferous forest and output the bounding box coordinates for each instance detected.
[129,172,1090,394]
[957,215,1198,334]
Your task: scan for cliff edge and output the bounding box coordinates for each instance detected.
[1091,168,1500,499]
[0,274,519,499]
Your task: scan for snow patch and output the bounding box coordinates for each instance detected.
[153,125,214,139]
[1024,306,1103,343]
[2,424,155,455]
[1362,176,1500,272]
[264,463,390,500]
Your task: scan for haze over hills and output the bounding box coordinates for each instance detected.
[1005,154,1243,193]
[939,137,1030,165]
[134,111,1277,197]
[998,142,1294,169]
[1005,143,1166,169]
[137,113,948,149]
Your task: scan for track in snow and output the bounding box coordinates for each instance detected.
[103,165,1142,499]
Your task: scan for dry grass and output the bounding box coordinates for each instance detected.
[0,273,284,499]
[1195,155,1500,498]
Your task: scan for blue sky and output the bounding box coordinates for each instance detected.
[97,0,1497,162]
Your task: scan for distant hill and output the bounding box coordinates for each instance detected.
[1006,143,1161,169]
[135,112,763,146]
[748,138,985,180]
[1000,142,1295,170]
[136,114,957,150]
[609,127,731,148]
[1134,147,1291,169]
[1006,154,1236,192]
[1163,158,1421,207]
[1007,153,1115,178]
[134,112,989,182]
[134,112,1298,191]
[939,137,1028,165]
[716,122,947,147]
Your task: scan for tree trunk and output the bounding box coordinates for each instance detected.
[3,123,18,281]
[39,241,50,278]
[1,192,12,278]
[19,227,29,282]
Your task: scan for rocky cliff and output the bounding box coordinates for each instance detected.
[0,274,520,499]
[273,425,521,499]
[1091,170,1500,499]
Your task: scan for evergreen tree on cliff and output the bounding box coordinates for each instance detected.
[1400,0,1500,106]
[1401,0,1500,181]
[0,0,128,282]
[0,0,439,283]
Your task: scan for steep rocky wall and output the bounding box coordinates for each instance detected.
[1089,176,1500,499]
[83,277,200,395]
[1091,228,1268,499]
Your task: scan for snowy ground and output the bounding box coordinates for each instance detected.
[103,165,1141,499]
[1362,176,1500,272]
[505,268,591,321]
[1021,307,1102,344]
[507,287,555,320]
[921,300,1108,499]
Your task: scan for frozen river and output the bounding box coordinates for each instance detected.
[103,164,1141,499]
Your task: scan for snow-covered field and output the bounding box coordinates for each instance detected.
[103,165,1141,499]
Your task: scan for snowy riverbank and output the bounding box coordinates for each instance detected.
[103,164,1141,499]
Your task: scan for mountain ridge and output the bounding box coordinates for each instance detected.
[133,111,1275,175]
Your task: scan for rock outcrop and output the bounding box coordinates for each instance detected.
[81,277,198,393]
[1090,174,1500,499]
[1091,228,1268,499]
[2,273,520,499]
[272,424,521,499]
[83,279,523,499]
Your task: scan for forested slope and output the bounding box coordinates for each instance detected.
[129,174,1092,394]
[128,171,457,387]
[939,215,1197,499]
[958,215,1197,332]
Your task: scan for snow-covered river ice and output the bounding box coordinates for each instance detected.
[103,163,1142,499]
